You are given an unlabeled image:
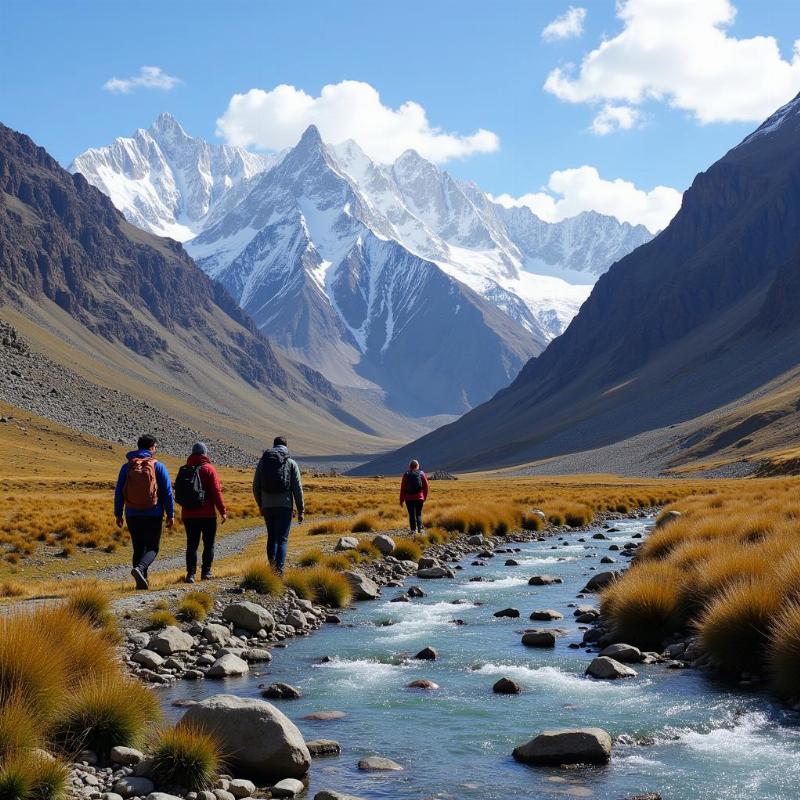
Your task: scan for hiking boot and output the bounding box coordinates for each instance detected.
[185,573,196,584]
[201,571,213,581]
[131,567,149,590]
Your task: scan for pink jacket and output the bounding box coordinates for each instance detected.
[400,470,429,503]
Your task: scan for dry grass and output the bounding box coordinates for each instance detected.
[303,565,352,608]
[240,561,283,596]
[392,538,422,562]
[177,597,207,622]
[151,724,221,791]
[147,610,178,630]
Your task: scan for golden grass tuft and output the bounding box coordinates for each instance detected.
[177,598,207,622]
[240,561,284,596]
[697,579,782,674]
[148,610,178,630]
[392,538,423,562]
[303,565,352,608]
[49,676,160,756]
[769,601,800,699]
[356,541,382,560]
[183,590,214,613]
[297,548,324,567]
[0,581,27,598]
[321,553,351,572]
[0,694,40,757]
[64,582,114,632]
[151,724,222,791]
[283,568,313,601]
[351,514,379,533]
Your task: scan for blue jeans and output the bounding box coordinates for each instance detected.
[264,507,293,573]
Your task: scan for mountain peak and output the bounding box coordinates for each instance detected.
[297,124,324,148]
[150,112,189,141]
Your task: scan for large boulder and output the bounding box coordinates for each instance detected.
[202,624,230,645]
[512,728,612,765]
[222,602,275,633]
[599,643,642,663]
[207,654,249,678]
[372,534,396,555]
[148,627,193,656]
[335,536,359,551]
[586,656,637,679]
[343,571,379,600]
[181,695,310,780]
[582,571,619,592]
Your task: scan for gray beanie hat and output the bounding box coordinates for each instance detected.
[191,442,208,456]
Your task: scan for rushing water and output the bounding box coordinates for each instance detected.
[161,517,800,799]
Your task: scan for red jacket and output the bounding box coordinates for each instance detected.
[181,454,227,519]
[400,470,429,504]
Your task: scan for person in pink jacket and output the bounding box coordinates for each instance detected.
[399,459,429,533]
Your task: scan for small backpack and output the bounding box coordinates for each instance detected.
[174,464,206,509]
[260,449,291,494]
[405,469,424,494]
[123,456,159,510]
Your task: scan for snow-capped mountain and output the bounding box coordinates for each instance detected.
[69,113,279,240]
[71,117,653,416]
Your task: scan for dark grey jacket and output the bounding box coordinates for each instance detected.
[252,447,304,512]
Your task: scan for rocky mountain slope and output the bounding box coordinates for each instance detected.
[73,116,651,416]
[359,92,800,474]
[0,121,414,459]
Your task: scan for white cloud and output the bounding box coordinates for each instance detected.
[103,66,181,94]
[591,104,644,135]
[542,6,587,42]
[492,166,682,233]
[544,0,800,125]
[215,80,500,164]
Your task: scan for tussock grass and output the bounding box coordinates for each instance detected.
[769,601,800,699]
[0,581,26,598]
[303,566,352,608]
[65,582,114,632]
[351,514,379,533]
[698,579,782,674]
[298,548,324,567]
[23,752,69,800]
[392,538,422,562]
[151,724,221,791]
[240,561,284,596]
[321,553,351,572]
[0,755,34,800]
[356,541,382,559]
[177,598,207,622]
[183,590,214,613]
[283,568,313,601]
[147,610,178,630]
[0,694,40,757]
[50,676,160,756]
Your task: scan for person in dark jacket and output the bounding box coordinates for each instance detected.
[114,433,174,590]
[181,442,227,583]
[252,436,304,575]
[399,459,429,533]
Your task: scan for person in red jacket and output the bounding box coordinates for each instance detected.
[399,459,429,533]
[180,442,227,582]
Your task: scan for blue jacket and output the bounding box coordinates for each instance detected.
[114,449,175,519]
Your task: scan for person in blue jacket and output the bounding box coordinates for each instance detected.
[114,433,174,590]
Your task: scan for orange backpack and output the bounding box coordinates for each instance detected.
[123,456,159,510]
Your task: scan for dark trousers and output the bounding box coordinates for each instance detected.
[264,507,293,574]
[184,517,217,576]
[406,500,424,533]
[127,516,162,575]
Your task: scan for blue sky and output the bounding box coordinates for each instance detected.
[2,0,799,231]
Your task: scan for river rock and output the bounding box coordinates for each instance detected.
[181,695,311,779]
[272,778,305,797]
[586,656,637,679]
[113,777,155,797]
[203,624,231,645]
[207,654,249,678]
[335,536,359,551]
[262,682,302,700]
[213,790,235,800]
[314,792,367,800]
[521,630,556,648]
[407,586,425,598]
[303,710,347,721]
[513,728,612,765]
[148,627,193,656]
[132,648,164,669]
[244,647,273,663]
[417,566,450,579]
[414,646,437,660]
[306,739,341,757]
[146,794,183,800]
[358,756,403,771]
[372,534,395,555]
[407,679,439,689]
[222,602,275,633]
[110,746,143,766]
[467,534,485,546]
[343,570,380,600]
[494,608,520,618]
[493,677,522,694]
[228,779,256,799]
[599,643,642,663]
[530,609,563,621]
[656,510,681,528]
[582,571,619,591]
[285,609,307,630]
[528,575,559,586]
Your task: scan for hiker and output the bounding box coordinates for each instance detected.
[114,434,174,590]
[253,436,304,575]
[175,442,228,583]
[400,459,429,533]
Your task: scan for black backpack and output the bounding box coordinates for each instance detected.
[174,464,206,509]
[260,449,291,493]
[405,469,423,494]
